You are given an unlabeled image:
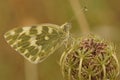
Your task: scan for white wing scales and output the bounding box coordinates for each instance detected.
[4,24,66,64]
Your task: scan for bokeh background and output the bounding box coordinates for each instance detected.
[0,0,120,80]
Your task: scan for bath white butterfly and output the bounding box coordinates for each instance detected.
[4,23,73,64]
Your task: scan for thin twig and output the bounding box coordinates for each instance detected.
[24,60,39,80]
[69,0,90,33]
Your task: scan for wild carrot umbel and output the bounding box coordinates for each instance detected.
[60,34,119,80]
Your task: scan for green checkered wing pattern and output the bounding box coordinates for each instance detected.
[4,23,71,64]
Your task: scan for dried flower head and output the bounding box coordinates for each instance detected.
[60,34,119,80]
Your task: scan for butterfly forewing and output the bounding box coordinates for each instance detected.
[4,24,66,64]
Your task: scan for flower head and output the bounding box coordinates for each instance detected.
[60,34,119,80]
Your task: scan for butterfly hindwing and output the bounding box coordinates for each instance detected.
[4,24,66,63]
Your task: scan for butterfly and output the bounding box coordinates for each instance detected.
[4,23,74,64]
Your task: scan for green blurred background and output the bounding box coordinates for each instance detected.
[0,0,120,80]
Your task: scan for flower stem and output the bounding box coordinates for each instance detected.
[78,58,83,80]
[89,74,91,80]
[68,68,71,80]
[102,64,106,80]
[24,60,38,80]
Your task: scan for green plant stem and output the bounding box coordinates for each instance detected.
[89,74,91,80]
[102,64,106,80]
[78,58,83,80]
[112,53,120,76]
[24,60,39,80]
[68,68,71,80]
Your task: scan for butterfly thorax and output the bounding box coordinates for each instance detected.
[60,22,71,33]
[59,23,71,41]
[59,23,74,48]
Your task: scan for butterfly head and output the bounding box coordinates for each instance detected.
[60,22,72,33]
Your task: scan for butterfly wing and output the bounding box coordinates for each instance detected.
[4,24,65,64]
